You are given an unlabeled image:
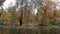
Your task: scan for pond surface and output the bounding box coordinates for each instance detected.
[0,25,60,34]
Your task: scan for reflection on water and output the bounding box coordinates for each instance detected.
[0,26,59,34]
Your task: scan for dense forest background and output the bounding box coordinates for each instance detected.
[0,0,60,34]
[0,0,60,26]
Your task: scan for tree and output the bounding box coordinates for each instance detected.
[41,0,56,25]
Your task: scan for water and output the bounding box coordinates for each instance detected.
[0,25,60,34]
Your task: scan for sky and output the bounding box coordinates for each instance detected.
[2,0,17,9]
[50,0,60,10]
[2,0,60,9]
[0,0,59,15]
